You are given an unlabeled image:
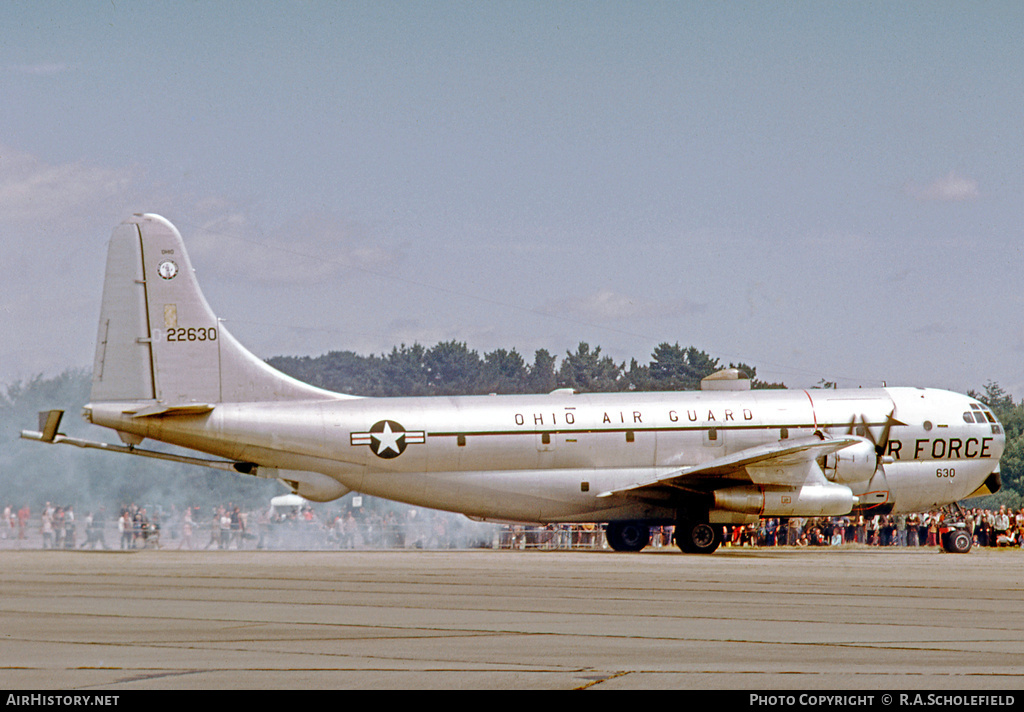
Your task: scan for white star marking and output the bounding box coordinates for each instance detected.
[371,421,404,456]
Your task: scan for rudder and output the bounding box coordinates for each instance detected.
[91,220,156,402]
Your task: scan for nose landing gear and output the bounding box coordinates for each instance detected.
[940,523,973,553]
[938,503,973,554]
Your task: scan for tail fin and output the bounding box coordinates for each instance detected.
[91,214,341,405]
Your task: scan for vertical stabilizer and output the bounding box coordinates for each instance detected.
[90,214,344,405]
[91,222,156,401]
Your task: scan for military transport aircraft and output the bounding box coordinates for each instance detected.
[22,214,1005,553]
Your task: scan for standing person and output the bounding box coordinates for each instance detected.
[895,513,907,546]
[18,505,30,540]
[119,511,132,549]
[907,513,919,546]
[993,506,1011,547]
[230,506,242,549]
[219,508,232,549]
[64,505,76,549]
[133,509,146,548]
[80,512,95,548]
[984,509,997,547]
[854,515,866,544]
[178,507,194,550]
[84,509,109,549]
[40,507,54,549]
[53,506,65,549]
[789,516,803,546]
[204,510,220,549]
[927,512,940,547]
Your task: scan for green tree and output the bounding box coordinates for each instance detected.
[557,342,624,392]
[480,348,528,394]
[729,361,785,390]
[382,343,430,396]
[270,350,384,395]
[527,349,557,394]
[424,341,483,394]
[644,343,720,391]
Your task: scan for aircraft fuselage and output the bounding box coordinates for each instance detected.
[87,385,1003,524]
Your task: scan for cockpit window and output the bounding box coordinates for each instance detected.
[964,409,996,424]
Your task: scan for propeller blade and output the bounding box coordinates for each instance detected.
[859,409,904,459]
[876,410,896,457]
[858,414,877,447]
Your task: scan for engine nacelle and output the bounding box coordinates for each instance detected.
[714,482,856,517]
[822,436,878,484]
[261,468,351,502]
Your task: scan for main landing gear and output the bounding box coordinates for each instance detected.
[605,521,651,552]
[602,518,724,557]
[674,519,722,554]
[603,519,722,554]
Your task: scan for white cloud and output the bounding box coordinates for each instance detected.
[0,144,140,225]
[187,209,404,286]
[556,288,705,323]
[908,171,980,202]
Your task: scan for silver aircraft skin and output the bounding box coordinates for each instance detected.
[24,214,1005,553]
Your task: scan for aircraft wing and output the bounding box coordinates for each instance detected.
[597,434,863,499]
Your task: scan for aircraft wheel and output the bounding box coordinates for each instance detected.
[675,520,721,554]
[943,528,972,554]
[605,521,651,552]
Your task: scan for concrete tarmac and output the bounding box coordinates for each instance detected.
[1,547,1022,690]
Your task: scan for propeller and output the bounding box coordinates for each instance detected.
[845,410,904,463]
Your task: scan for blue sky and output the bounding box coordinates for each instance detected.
[2,1,1023,395]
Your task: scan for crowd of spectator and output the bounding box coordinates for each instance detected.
[722,506,1024,549]
[2,500,1023,551]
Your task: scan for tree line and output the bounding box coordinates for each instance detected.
[266,340,785,397]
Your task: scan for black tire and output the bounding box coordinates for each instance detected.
[675,520,722,554]
[943,528,972,554]
[606,521,650,552]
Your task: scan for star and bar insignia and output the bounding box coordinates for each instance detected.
[351,420,426,459]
